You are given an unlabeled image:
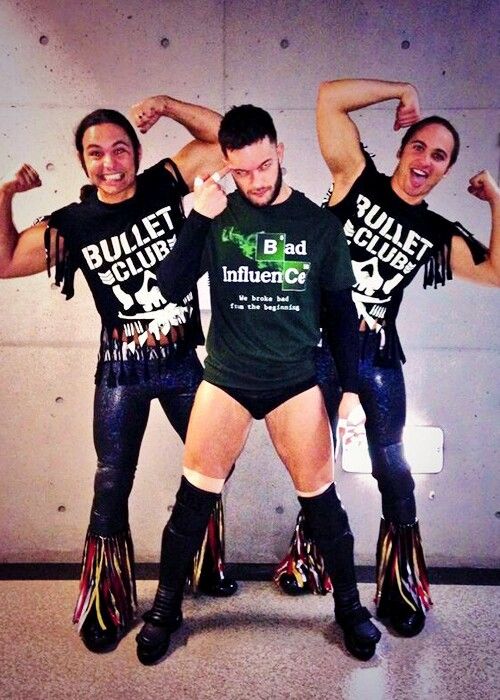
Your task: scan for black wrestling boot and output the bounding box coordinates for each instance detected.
[74,528,137,654]
[376,583,426,637]
[299,484,382,661]
[136,585,183,665]
[375,519,430,638]
[80,609,120,653]
[331,533,381,661]
[274,511,332,596]
[277,573,305,596]
[335,593,382,661]
[388,605,426,637]
[198,575,239,597]
[195,499,238,598]
[136,477,218,666]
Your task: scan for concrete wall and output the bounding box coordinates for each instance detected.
[0,0,498,567]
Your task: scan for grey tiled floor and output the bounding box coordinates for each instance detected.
[1,580,498,700]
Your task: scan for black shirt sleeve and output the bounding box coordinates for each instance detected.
[164,158,189,198]
[322,288,359,393]
[422,215,488,289]
[156,209,211,303]
[45,206,78,299]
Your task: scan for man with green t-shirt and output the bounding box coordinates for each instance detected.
[135,104,382,665]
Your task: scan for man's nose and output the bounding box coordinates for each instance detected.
[420,151,432,167]
[102,152,115,169]
[250,170,264,186]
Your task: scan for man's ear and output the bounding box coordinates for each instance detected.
[277,142,284,162]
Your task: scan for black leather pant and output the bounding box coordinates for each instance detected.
[315,331,416,525]
[90,350,203,536]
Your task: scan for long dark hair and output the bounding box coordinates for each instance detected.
[399,116,460,168]
[74,109,141,173]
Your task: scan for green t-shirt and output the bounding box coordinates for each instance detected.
[204,189,355,390]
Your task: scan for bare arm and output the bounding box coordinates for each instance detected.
[450,170,500,286]
[0,164,55,278]
[316,78,420,204]
[130,95,224,191]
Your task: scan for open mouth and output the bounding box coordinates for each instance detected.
[102,173,125,183]
[409,168,428,188]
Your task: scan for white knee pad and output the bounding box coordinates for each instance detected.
[183,466,225,494]
[296,480,334,498]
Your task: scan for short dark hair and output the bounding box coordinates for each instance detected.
[74,109,141,173]
[399,115,460,168]
[218,104,277,156]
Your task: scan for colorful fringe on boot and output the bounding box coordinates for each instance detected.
[375,519,432,617]
[188,497,226,593]
[73,528,137,633]
[273,511,333,595]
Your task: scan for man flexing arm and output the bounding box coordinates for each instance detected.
[0,95,224,280]
[316,78,421,205]
[317,78,500,284]
[0,95,237,656]
[130,94,224,190]
[0,164,50,277]
[278,77,498,639]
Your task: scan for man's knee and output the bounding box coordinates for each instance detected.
[168,475,219,538]
[370,442,416,522]
[298,482,350,545]
[90,460,136,535]
[370,442,414,492]
[181,466,225,494]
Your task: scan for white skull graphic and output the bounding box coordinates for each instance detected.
[352,257,384,296]
[134,271,167,311]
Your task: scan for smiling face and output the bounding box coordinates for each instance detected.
[81,123,140,203]
[225,137,287,207]
[391,123,455,204]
